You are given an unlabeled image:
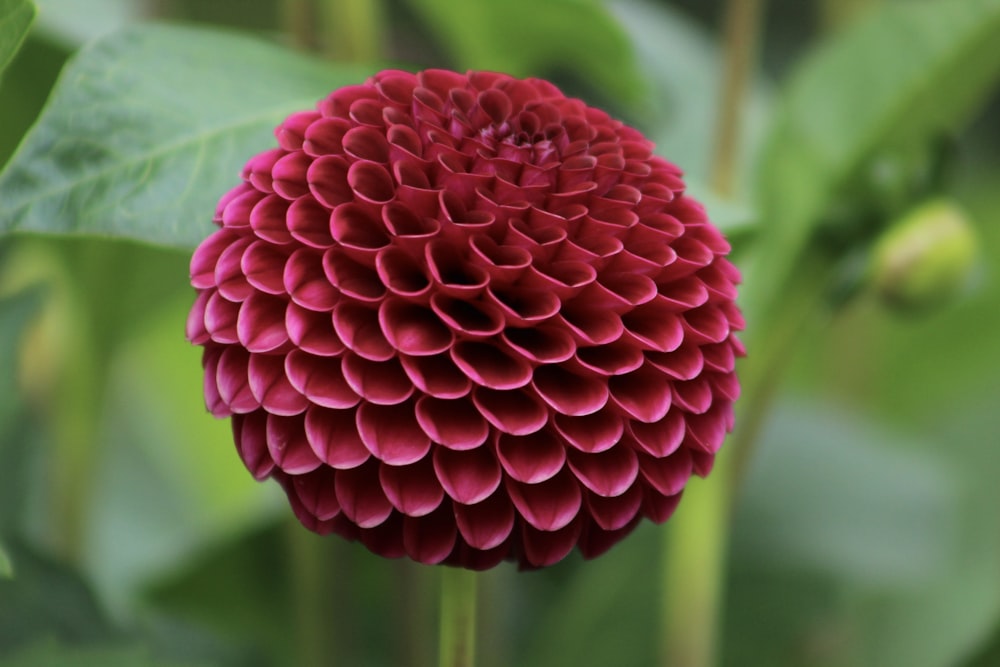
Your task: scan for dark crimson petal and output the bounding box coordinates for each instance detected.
[288,466,341,521]
[335,460,394,528]
[608,363,673,423]
[342,354,414,405]
[673,376,714,414]
[216,346,259,414]
[585,483,643,531]
[645,344,704,381]
[242,240,289,295]
[333,302,395,361]
[266,413,323,474]
[214,235,254,301]
[399,353,472,399]
[682,305,731,345]
[200,346,226,416]
[375,246,433,299]
[237,292,289,353]
[331,203,390,256]
[403,506,457,565]
[501,326,576,364]
[700,341,737,374]
[532,364,608,416]
[521,517,582,568]
[454,490,516,551]
[642,488,683,525]
[638,449,693,497]
[451,341,533,390]
[685,403,732,454]
[573,341,644,376]
[711,372,741,402]
[430,293,505,338]
[557,305,624,346]
[567,446,639,497]
[356,400,430,465]
[323,249,386,302]
[379,456,446,517]
[204,291,240,344]
[232,411,274,479]
[433,446,502,505]
[283,248,340,312]
[472,387,548,435]
[552,409,624,454]
[358,512,406,559]
[379,298,454,356]
[414,396,489,450]
[248,353,309,416]
[303,406,370,469]
[285,303,345,356]
[285,350,360,409]
[506,468,582,532]
[496,431,566,484]
[621,300,685,353]
[628,410,686,458]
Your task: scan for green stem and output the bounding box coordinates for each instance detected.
[289,524,335,667]
[439,567,477,667]
[318,0,384,63]
[710,0,765,197]
[660,1,767,666]
[281,0,319,52]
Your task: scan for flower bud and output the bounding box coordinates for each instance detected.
[870,199,978,311]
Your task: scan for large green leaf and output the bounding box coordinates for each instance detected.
[0,0,34,75]
[402,0,645,108]
[0,24,372,249]
[745,0,1000,320]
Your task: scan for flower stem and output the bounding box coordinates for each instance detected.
[661,0,767,665]
[439,567,477,667]
[710,0,765,198]
[318,0,384,63]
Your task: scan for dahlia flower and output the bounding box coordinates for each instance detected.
[187,69,744,569]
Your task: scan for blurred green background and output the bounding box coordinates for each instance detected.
[1,1,998,666]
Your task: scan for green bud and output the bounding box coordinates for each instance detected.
[870,199,978,311]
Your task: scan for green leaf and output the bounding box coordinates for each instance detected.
[0,0,35,76]
[402,0,645,107]
[745,0,1000,319]
[0,24,372,249]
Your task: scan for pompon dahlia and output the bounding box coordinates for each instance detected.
[187,69,744,569]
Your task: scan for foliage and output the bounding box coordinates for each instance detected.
[1,0,998,665]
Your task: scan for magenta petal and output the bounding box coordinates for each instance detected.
[285,304,345,356]
[284,248,340,311]
[673,376,714,414]
[628,410,686,458]
[574,341,644,376]
[248,353,308,416]
[342,354,414,405]
[414,396,489,450]
[451,341,532,390]
[186,291,211,345]
[552,410,624,453]
[232,411,275,479]
[322,249,386,302]
[497,431,566,484]
[609,364,672,423]
[216,346,259,414]
[585,484,643,531]
[567,446,638,497]
[578,520,641,560]
[191,229,238,288]
[638,448,693,496]
[379,456,445,517]
[681,306,731,345]
[242,241,288,295]
[472,387,548,435]
[532,365,608,416]
[288,467,341,521]
[265,413,322,474]
[379,298,454,356]
[304,406,369,469]
[502,326,576,364]
[333,302,395,361]
[214,236,254,302]
[433,446,502,505]
[375,245,432,298]
[403,507,457,564]
[520,518,582,568]
[237,292,289,353]
[200,346,226,416]
[711,371,741,402]
[335,461,394,528]
[685,402,732,453]
[701,341,737,374]
[454,491,516,550]
[356,401,431,465]
[249,193,293,244]
[557,305,624,345]
[287,192,337,247]
[645,343,704,381]
[400,353,472,399]
[622,300,685,353]
[506,468,582,532]
[285,350,360,409]
[642,487,683,524]
[204,291,240,344]
[430,293,505,338]
[358,512,406,558]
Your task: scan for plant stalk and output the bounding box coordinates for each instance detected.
[439,567,477,667]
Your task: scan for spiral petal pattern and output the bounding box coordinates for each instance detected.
[189,69,744,569]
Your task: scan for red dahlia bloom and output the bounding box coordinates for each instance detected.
[187,69,744,569]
